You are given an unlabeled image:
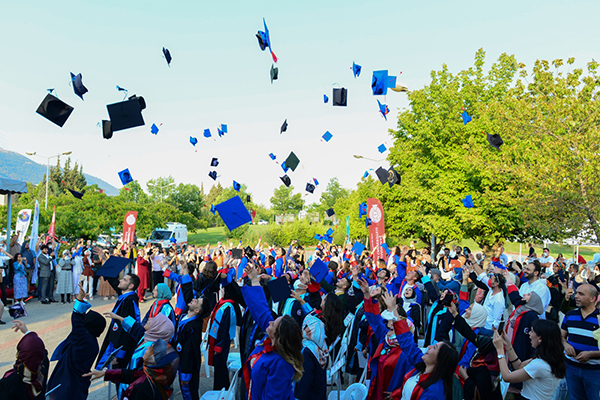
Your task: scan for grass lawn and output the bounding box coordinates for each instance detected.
[188,225,270,246]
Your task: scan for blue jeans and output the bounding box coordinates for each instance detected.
[566,362,600,400]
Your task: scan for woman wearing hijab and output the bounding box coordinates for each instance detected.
[295,314,328,400]
[401,285,422,340]
[0,321,49,400]
[12,253,28,303]
[47,283,106,400]
[81,249,94,300]
[56,250,75,303]
[142,283,176,326]
[505,291,544,362]
[85,338,180,400]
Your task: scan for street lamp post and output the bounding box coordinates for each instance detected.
[26,151,72,210]
[353,155,385,162]
[147,182,175,202]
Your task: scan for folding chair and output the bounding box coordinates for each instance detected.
[201,329,211,378]
[200,369,240,400]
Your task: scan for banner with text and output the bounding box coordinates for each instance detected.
[367,198,386,262]
[123,211,138,245]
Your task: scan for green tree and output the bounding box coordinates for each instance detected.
[117,180,149,204]
[168,183,205,219]
[270,185,305,216]
[319,178,349,212]
[147,176,175,202]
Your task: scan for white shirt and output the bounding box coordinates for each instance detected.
[522,358,560,400]
[152,254,165,272]
[401,372,421,400]
[478,273,506,329]
[519,279,551,319]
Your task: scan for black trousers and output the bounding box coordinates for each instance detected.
[213,349,230,390]
[93,275,100,295]
[0,277,6,304]
[152,271,164,286]
[39,277,51,300]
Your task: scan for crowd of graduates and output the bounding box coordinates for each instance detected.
[1,238,600,400]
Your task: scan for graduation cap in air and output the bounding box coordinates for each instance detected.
[233,181,241,192]
[247,194,251,203]
[333,88,347,106]
[363,171,370,179]
[270,64,278,83]
[232,248,244,259]
[208,171,217,181]
[313,178,319,186]
[214,195,252,231]
[190,136,198,146]
[323,94,329,103]
[365,218,372,227]
[256,18,277,63]
[462,110,472,125]
[106,95,146,132]
[326,208,335,217]
[267,276,291,303]
[280,119,288,134]
[162,47,172,66]
[378,144,387,153]
[375,167,388,184]
[68,188,84,200]
[377,99,390,121]
[387,167,400,187]
[310,259,328,282]
[352,62,362,78]
[102,120,113,139]
[204,129,211,138]
[487,133,504,150]
[314,234,324,241]
[36,93,74,127]
[372,70,397,96]
[70,72,88,100]
[323,235,333,244]
[118,169,134,185]
[352,242,366,257]
[95,256,130,278]
[359,202,367,218]
[281,162,289,173]
[322,131,333,142]
[306,182,315,194]
[151,123,159,135]
[211,158,219,167]
[326,228,334,236]
[462,195,474,208]
[210,204,216,214]
[280,174,291,187]
[218,124,227,137]
[284,152,300,172]
[269,153,276,160]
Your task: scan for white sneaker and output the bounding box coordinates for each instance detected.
[89,296,93,301]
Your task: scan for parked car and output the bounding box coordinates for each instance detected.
[258,219,268,225]
[96,234,112,248]
[147,223,188,248]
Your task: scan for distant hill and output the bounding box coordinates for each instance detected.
[0,147,119,195]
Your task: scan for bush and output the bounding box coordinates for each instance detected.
[267,219,330,247]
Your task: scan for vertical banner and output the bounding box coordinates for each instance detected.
[29,201,39,251]
[367,198,386,262]
[123,211,138,245]
[15,209,32,244]
[45,207,56,244]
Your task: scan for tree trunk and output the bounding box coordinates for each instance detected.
[479,242,502,266]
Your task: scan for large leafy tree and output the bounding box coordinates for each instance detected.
[146,176,176,202]
[270,185,304,215]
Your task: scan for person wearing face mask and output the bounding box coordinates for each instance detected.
[538,248,555,274]
[56,250,75,304]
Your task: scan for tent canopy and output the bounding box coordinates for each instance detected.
[0,177,28,195]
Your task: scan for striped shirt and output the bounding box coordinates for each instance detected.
[561,308,600,369]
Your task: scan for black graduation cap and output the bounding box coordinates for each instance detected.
[375,167,388,184]
[70,72,88,100]
[246,194,251,203]
[267,276,292,303]
[280,175,291,187]
[326,208,335,217]
[387,167,400,187]
[280,119,288,134]
[67,188,84,200]
[208,171,217,180]
[162,47,172,66]
[284,152,300,171]
[95,256,130,278]
[102,120,113,139]
[232,248,244,259]
[365,218,372,227]
[36,93,74,127]
[270,64,278,83]
[333,88,347,106]
[487,133,504,150]
[106,95,146,132]
[211,158,219,167]
[306,182,315,194]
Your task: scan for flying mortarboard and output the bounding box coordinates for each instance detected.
[118,169,133,185]
[322,131,333,142]
[378,144,387,153]
[359,202,367,218]
[306,182,315,194]
[332,88,347,106]
[375,167,388,184]
[323,235,333,244]
[214,195,252,231]
[36,93,74,127]
[326,228,334,236]
[269,153,276,160]
[232,249,244,259]
[377,99,390,121]
[284,152,300,171]
[462,195,474,208]
[462,110,472,125]
[326,208,335,217]
[267,276,291,303]
[314,234,324,241]
[372,70,390,95]
[233,181,241,192]
[190,136,198,146]
[102,120,113,139]
[211,158,219,167]
[95,256,130,278]
[270,64,278,83]
[313,178,319,186]
[387,167,400,187]
[221,124,228,134]
[280,174,291,187]
[68,188,84,200]
[70,72,88,101]
[204,128,211,138]
[365,218,372,227]
[208,171,217,180]
[323,94,329,103]
[162,47,172,66]
[281,162,289,173]
[247,194,251,203]
[210,204,216,214]
[352,62,362,78]
[363,171,369,179]
[310,259,329,282]
[106,95,146,132]
[487,133,504,150]
[151,123,159,135]
[280,119,288,134]
[352,242,366,257]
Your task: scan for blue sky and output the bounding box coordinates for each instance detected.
[1,0,599,205]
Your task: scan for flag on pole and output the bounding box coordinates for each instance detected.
[28,201,39,250]
[16,209,32,245]
[45,206,56,244]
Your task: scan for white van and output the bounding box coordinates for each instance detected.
[148,222,188,248]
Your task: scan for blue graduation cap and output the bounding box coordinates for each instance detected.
[378,144,387,153]
[352,61,362,78]
[323,94,329,103]
[314,234,324,241]
[95,256,130,278]
[359,202,367,218]
[352,242,366,258]
[322,131,333,142]
[462,195,474,208]
[326,228,334,236]
[281,162,289,173]
[323,235,333,244]
[462,110,472,125]
[170,237,177,244]
[211,158,219,167]
[372,70,389,95]
[204,128,211,138]
[233,181,241,192]
[269,153,277,160]
[363,171,370,179]
[313,178,319,186]
[365,217,372,227]
[221,124,228,134]
[210,204,216,214]
[377,99,390,121]
[267,276,291,303]
[190,136,198,146]
[70,72,88,100]
[151,123,159,135]
[214,195,252,231]
[208,171,217,180]
[310,259,329,283]
[118,168,133,185]
[256,18,277,63]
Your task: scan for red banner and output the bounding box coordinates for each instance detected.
[123,211,138,245]
[45,207,56,244]
[367,198,386,261]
